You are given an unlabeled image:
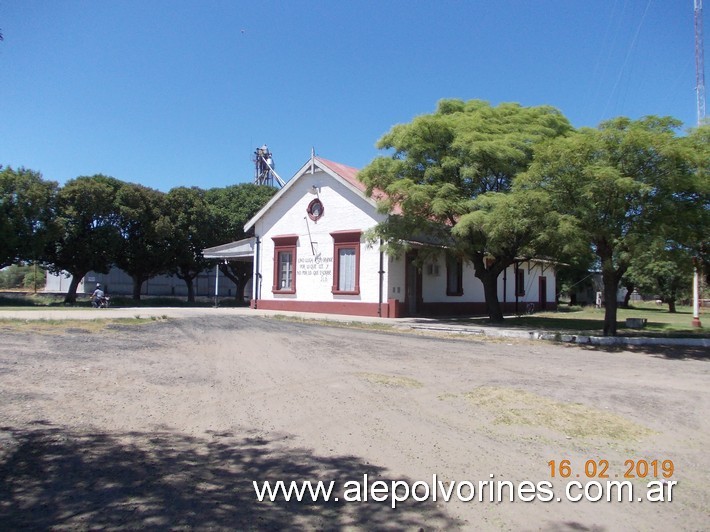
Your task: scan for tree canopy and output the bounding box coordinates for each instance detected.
[163,186,215,302]
[114,182,172,300]
[519,116,705,335]
[205,183,277,302]
[359,99,574,321]
[0,166,57,269]
[46,175,123,303]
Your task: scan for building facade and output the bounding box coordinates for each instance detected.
[243,156,557,318]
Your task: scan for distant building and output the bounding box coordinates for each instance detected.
[45,267,250,300]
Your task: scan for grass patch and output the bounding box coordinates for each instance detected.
[357,372,423,388]
[0,317,159,334]
[270,314,398,332]
[0,292,247,309]
[462,386,652,441]
[441,303,708,337]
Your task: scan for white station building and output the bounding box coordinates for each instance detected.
[207,155,557,318]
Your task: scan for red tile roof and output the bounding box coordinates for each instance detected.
[315,157,364,191]
[316,156,398,212]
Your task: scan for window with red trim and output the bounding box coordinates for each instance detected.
[272,235,298,294]
[331,231,361,295]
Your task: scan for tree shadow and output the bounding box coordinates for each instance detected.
[575,344,710,361]
[0,423,459,529]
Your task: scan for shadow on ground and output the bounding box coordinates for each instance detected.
[577,344,710,361]
[0,422,458,529]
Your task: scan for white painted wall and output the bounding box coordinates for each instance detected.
[418,254,556,305]
[254,168,389,303]
[387,255,406,302]
[249,165,557,311]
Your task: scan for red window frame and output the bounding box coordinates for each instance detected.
[331,230,361,295]
[272,235,298,294]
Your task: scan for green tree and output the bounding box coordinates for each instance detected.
[205,184,276,302]
[0,264,31,289]
[683,124,710,267]
[23,266,47,292]
[625,241,693,313]
[162,186,214,302]
[47,175,123,304]
[0,166,58,269]
[358,99,573,321]
[114,182,171,300]
[520,116,701,335]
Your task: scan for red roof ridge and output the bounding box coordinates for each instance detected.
[315,156,401,214]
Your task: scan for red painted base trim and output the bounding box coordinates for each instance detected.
[250,299,556,318]
[253,299,391,318]
[419,301,558,316]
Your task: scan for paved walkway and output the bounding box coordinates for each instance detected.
[1,305,707,347]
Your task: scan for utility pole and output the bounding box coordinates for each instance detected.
[696,0,706,125]
[693,0,705,327]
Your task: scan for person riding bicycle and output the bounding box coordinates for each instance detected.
[91,283,105,308]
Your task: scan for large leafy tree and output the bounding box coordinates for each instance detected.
[520,116,702,335]
[0,166,58,269]
[683,124,710,272]
[205,184,276,302]
[358,99,573,321]
[625,241,693,313]
[162,186,214,302]
[114,182,171,300]
[47,175,123,304]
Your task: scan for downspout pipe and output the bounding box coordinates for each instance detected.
[253,236,261,308]
[515,261,519,316]
[214,262,220,307]
[503,266,507,314]
[378,239,384,317]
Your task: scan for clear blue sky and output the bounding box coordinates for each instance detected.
[1,1,705,191]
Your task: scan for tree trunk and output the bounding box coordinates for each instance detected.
[63,271,87,304]
[176,267,199,303]
[184,276,195,303]
[471,253,511,323]
[667,298,677,313]
[235,281,245,304]
[621,281,634,308]
[132,276,144,301]
[220,262,253,305]
[481,273,504,322]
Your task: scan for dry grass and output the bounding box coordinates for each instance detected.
[462,386,653,441]
[0,317,162,335]
[357,372,424,388]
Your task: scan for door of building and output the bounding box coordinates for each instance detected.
[405,252,422,316]
[539,276,548,311]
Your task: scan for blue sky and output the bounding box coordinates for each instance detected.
[1,1,705,191]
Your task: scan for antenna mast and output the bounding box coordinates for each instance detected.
[696,0,706,124]
[692,1,705,329]
[254,144,286,188]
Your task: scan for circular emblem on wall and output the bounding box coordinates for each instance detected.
[307,198,324,221]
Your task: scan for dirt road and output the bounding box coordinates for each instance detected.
[0,315,708,530]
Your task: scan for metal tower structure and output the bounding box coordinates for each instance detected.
[696,0,706,124]
[693,1,705,328]
[254,144,286,188]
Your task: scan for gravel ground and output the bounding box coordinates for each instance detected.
[0,315,708,530]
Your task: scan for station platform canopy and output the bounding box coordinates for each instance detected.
[202,237,255,262]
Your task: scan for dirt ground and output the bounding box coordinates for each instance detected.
[0,315,708,530]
